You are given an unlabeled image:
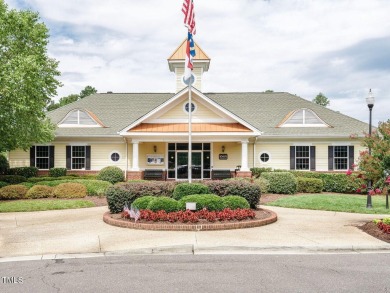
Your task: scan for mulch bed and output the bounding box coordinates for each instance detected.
[359,221,390,243]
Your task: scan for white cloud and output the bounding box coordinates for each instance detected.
[5,0,390,125]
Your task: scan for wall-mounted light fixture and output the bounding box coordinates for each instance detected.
[153,145,157,153]
[221,145,225,153]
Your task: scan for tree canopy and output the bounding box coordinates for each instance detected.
[312,92,330,107]
[0,1,61,152]
[46,86,97,111]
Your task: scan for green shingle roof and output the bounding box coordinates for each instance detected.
[47,91,368,138]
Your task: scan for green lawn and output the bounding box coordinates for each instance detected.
[266,194,390,214]
[0,199,95,213]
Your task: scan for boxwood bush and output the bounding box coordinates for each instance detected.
[177,194,224,211]
[9,167,38,178]
[53,183,87,198]
[97,166,124,184]
[253,177,270,194]
[221,195,250,209]
[49,168,67,177]
[25,185,54,199]
[0,175,27,184]
[0,181,8,188]
[250,167,273,178]
[146,197,178,212]
[261,172,297,194]
[132,196,157,209]
[0,185,29,199]
[204,180,261,208]
[297,177,323,193]
[105,181,177,213]
[172,182,209,200]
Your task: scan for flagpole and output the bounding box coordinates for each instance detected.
[188,79,192,183]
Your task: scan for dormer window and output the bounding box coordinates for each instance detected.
[59,110,102,127]
[279,109,329,128]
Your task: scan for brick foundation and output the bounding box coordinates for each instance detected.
[126,171,143,180]
[235,171,252,178]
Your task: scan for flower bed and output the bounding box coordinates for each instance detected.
[103,208,277,231]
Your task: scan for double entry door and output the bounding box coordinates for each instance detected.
[167,143,211,180]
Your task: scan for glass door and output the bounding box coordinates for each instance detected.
[176,151,202,180]
[192,152,202,179]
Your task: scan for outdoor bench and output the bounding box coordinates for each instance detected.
[211,169,232,180]
[144,169,165,180]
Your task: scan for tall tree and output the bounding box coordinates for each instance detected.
[79,85,97,99]
[312,92,330,107]
[0,1,61,152]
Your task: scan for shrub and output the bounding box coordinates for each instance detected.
[25,185,54,199]
[72,179,112,196]
[261,172,297,194]
[177,194,224,211]
[250,167,272,178]
[9,167,38,178]
[0,154,9,175]
[204,180,261,208]
[297,177,323,193]
[49,168,67,177]
[105,181,177,213]
[253,177,270,194]
[53,183,87,198]
[97,166,124,184]
[0,181,8,188]
[0,175,27,184]
[132,196,157,209]
[0,185,29,199]
[221,196,250,209]
[146,197,178,213]
[172,183,209,200]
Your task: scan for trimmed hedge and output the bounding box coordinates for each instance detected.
[204,180,261,208]
[49,168,67,177]
[172,183,209,200]
[132,196,157,210]
[25,185,54,199]
[290,171,363,193]
[253,177,270,194]
[105,181,177,213]
[221,195,250,209]
[0,185,29,200]
[0,181,8,188]
[261,172,297,194]
[53,183,87,198]
[0,175,27,184]
[250,167,273,178]
[97,166,124,184]
[178,194,224,211]
[297,177,323,193]
[9,167,38,178]
[146,197,178,212]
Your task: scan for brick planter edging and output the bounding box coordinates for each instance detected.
[103,209,277,231]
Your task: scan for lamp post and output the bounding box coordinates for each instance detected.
[385,176,390,210]
[366,89,375,208]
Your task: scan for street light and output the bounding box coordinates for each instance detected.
[385,176,390,210]
[366,89,375,208]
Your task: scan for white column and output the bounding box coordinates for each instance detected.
[132,141,140,171]
[241,140,249,171]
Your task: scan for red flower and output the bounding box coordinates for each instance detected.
[361,184,367,189]
[346,169,352,176]
[369,190,375,196]
[356,188,361,193]
[375,188,382,194]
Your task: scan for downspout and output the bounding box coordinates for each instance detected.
[253,136,259,168]
[123,137,128,180]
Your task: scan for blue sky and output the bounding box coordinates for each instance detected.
[6,0,390,126]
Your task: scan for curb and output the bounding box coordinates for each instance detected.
[103,208,277,231]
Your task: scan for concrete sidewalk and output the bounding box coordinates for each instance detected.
[1,206,390,261]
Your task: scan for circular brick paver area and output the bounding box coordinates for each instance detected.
[103,209,277,231]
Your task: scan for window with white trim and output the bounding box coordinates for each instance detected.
[259,152,270,163]
[36,146,50,169]
[72,146,86,169]
[183,102,196,113]
[110,152,120,162]
[59,110,99,126]
[334,146,348,170]
[295,146,310,170]
[281,109,328,127]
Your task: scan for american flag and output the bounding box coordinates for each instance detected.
[184,31,196,80]
[130,205,141,222]
[182,0,196,35]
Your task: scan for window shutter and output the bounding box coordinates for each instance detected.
[328,146,334,171]
[349,146,355,169]
[66,146,71,170]
[290,146,295,170]
[86,146,91,170]
[310,146,316,171]
[30,146,36,167]
[49,146,55,169]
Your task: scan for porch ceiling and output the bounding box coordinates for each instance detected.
[128,123,251,132]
